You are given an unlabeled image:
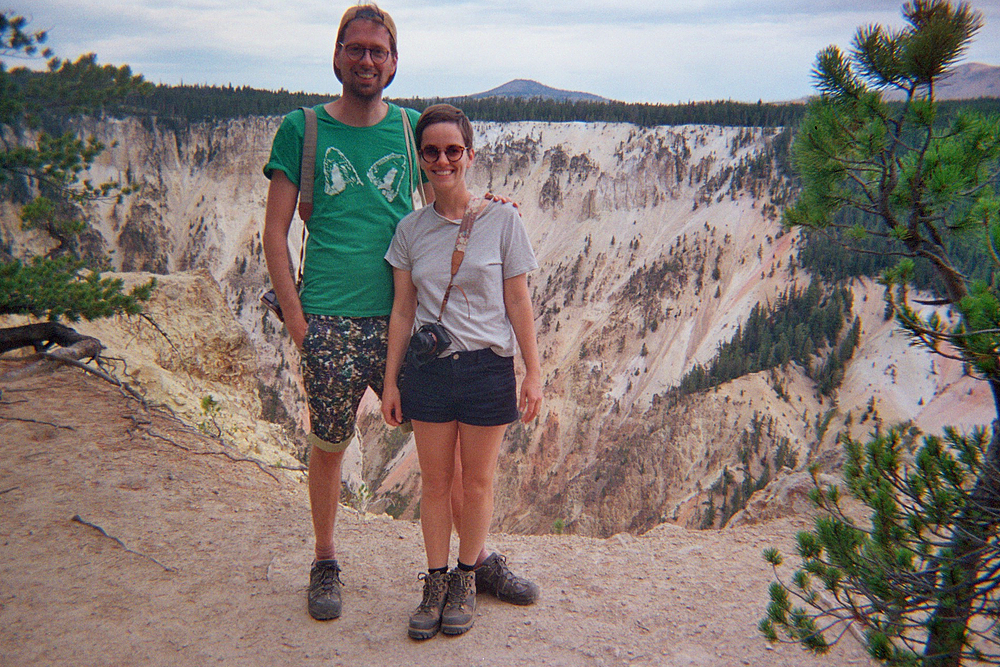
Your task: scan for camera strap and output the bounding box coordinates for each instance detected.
[437,197,489,321]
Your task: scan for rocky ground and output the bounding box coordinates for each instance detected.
[0,361,878,667]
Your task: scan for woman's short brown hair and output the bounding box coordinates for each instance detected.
[415,104,474,150]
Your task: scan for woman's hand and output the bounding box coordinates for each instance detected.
[504,272,543,423]
[382,383,404,427]
[519,372,543,423]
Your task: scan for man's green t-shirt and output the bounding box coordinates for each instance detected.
[263,103,422,317]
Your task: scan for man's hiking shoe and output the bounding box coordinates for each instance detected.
[408,571,449,640]
[308,559,343,620]
[440,568,476,635]
[475,552,539,605]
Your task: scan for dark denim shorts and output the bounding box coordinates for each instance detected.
[400,348,518,426]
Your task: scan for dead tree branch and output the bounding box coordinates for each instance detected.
[71,514,175,572]
[0,334,103,382]
[125,414,282,483]
[0,322,92,355]
[0,416,75,430]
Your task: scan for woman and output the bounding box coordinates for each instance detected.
[382,104,542,639]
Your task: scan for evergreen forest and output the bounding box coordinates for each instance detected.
[797,209,997,297]
[0,65,945,125]
[676,280,862,399]
[111,81,807,126]
[5,64,990,130]
[111,80,1000,127]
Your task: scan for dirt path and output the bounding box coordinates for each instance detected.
[0,364,877,666]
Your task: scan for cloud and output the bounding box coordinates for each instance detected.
[396,3,906,101]
[16,0,1000,103]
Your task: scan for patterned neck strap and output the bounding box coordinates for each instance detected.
[438,197,489,321]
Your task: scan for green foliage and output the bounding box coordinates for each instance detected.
[398,96,807,128]
[676,279,858,397]
[769,3,1000,664]
[102,64,996,132]
[2,52,147,245]
[116,82,811,128]
[0,14,49,56]
[697,412,798,529]
[814,409,838,445]
[762,425,1000,665]
[782,0,1000,390]
[119,82,328,124]
[345,482,374,514]
[0,13,51,126]
[797,214,998,303]
[197,394,223,436]
[21,53,150,118]
[0,256,154,321]
[0,12,153,322]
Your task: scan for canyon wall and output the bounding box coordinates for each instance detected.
[3,114,991,536]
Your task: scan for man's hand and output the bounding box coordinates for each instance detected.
[485,192,519,209]
[287,313,308,350]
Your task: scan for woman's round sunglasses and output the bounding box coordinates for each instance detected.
[419,145,470,163]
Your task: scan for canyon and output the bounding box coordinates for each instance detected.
[2,113,992,538]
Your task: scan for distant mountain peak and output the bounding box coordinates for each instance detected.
[940,62,1000,99]
[881,62,1000,101]
[468,79,608,103]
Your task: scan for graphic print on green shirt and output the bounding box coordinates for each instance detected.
[263,103,423,317]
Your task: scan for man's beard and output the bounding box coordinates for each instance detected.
[343,74,386,102]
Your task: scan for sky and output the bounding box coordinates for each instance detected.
[15,0,1000,104]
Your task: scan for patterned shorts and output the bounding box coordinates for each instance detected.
[300,314,388,451]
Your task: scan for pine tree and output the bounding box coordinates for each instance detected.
[0,13,154,335]
[761,2,1000,665]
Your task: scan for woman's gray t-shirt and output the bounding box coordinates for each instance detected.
[385,200,538,358]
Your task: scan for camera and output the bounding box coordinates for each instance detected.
[407,321,452,367]
[260,289,284,322]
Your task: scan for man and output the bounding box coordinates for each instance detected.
[262,3,538,621]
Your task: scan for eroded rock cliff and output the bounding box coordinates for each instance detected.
[3,115,991,537]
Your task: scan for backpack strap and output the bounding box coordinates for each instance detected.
[291,106,317,285]
[401,107,425,210]
[298,106,318,222]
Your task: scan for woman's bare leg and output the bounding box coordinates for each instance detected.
[412,420,460,569]
[455,423,507,566]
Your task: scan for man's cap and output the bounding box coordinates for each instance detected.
[337,4,397,50]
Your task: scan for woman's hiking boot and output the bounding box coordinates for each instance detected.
[475,552,540,605]
[408,571,449,640]
[307,559,343,620]
[440,567,476,635]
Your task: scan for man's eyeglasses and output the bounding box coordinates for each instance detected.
[338,43,391,64]
[419,145,470,163]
